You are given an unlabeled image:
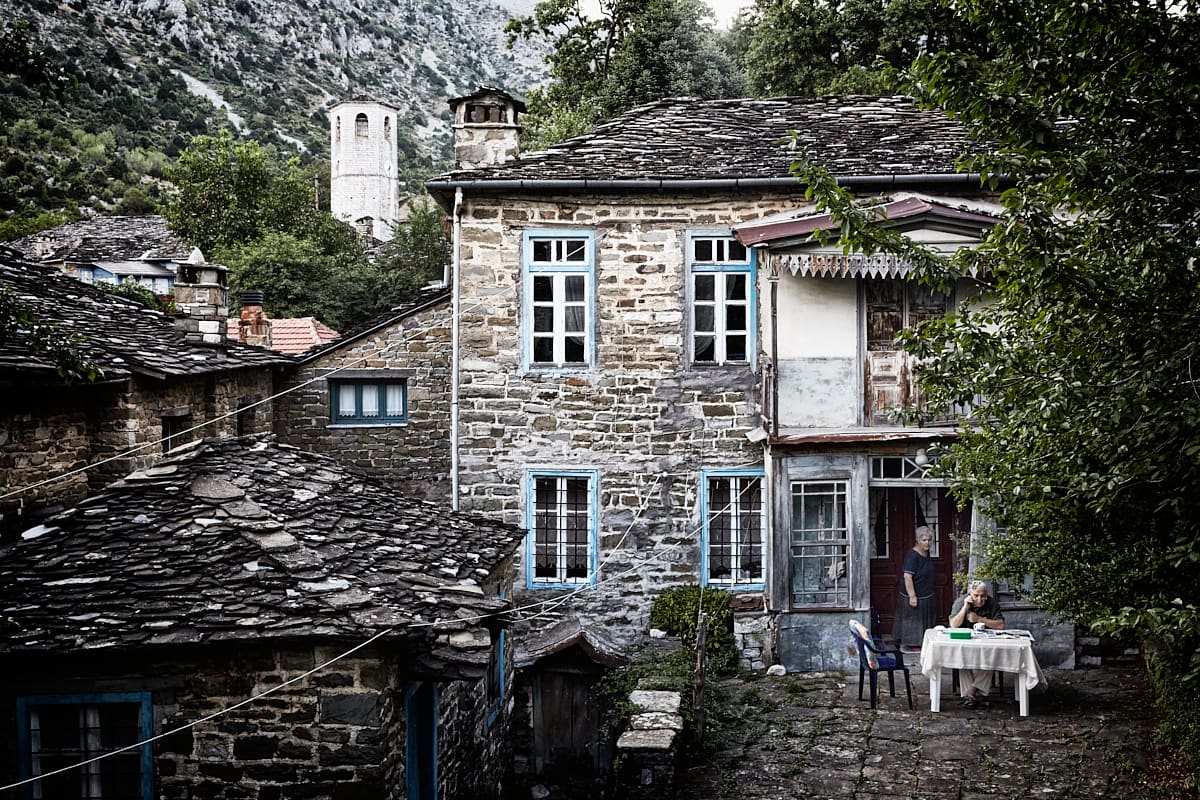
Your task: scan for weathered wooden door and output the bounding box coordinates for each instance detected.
[532,655,603,786]
[865,280,951,424]
[869,487,966,638]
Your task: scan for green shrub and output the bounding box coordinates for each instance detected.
[649,585,738,674]
[1146,652,1200,788]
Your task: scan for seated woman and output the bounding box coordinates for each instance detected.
[948,580,1005,709]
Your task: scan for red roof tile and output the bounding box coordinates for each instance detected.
[226,317,340,355]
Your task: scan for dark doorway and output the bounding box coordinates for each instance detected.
[531,647,607,794]
[405,681,437,800]
[869,486,968,639]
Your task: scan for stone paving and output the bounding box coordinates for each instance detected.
[676,664,1162,799]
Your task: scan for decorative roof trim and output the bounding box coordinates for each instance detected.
[774,252,990,279]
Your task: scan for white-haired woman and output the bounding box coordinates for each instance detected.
[949,580,1006,709]
[892,526,935,654]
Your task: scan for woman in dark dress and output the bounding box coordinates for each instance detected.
[892,526,935,652]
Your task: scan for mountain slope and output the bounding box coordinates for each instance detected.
[0,0,547,230]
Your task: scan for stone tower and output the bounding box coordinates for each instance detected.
[448,86,524,169]
[330,97,400,242]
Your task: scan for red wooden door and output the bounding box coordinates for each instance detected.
[869,487,965,639]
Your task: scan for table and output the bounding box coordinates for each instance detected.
[919,628,1047,716]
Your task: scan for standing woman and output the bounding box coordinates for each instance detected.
[893,526,935,653]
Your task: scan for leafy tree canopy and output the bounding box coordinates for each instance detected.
[792,0,1200,699]
[508,0,746,149]
[735,0,983,97]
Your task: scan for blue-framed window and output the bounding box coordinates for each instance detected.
[15,692,153,800]
[526,470,598,588]
[523,231,595,370]
[701,470,766,589]
[688,233,755,366]
[791,479,851,608]
[330,379,407,425]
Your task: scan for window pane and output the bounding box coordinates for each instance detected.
[532,240,552,262]
[360,384,379,417]
[725,274,747,301]
[564,336,585,363]
[726,306,746,330]
[694,336,715,362]
[533,275,553,301]
[533,306,555,333]
[564,307,585,333]
[563,240,586,262]
[533,338,554,363]
[386,384,404,417]
[694,239,714,261]
[724,335,747,362]
[728,241,748,261]
[564,275,585,302]
[338,384,356,417]
[694,274,715,301]
[694,306,716,332]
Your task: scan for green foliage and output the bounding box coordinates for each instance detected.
[93,280,163,311]
[737,0,982,97]
[594,647,697,745]
[378,195,451,293]
[508,0,746,149]
[649,585,738,674]
[0,283,101,383]
[0,208,81,242]
[0,21,75,97]
[791,0,1200,781]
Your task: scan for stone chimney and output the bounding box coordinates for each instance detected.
[237,291,272,349]
[173,248,228,347]
[448,86,525,169]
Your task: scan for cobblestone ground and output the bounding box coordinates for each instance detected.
[676,665,1164,800]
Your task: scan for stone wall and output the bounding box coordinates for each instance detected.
[273,299,453,504]
[1,368,275,537]
[1,643,511,800]
[456,192,798,651]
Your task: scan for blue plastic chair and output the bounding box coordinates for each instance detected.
[849,620,913,710]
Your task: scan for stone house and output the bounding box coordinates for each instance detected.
[0,247,288,538]
[0,436,524,800]
[271,289,454,503]
[417,90,1077,785]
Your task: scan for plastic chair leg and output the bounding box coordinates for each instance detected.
[887,669,896,697]
[868,670,879,709]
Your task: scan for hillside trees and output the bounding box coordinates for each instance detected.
[793,0,1200,773]
[164,131,449,332]
[507,0,745,149]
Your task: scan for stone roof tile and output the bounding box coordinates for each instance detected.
[0,437,524,664]
[433,95,972,184]
[0,248,290,383]
[8,215,192,263]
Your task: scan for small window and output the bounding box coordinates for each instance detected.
[703,471,765,588]
[355,113,369,137]
[331,380,407,425]
[16,692,153,800]
[161,412,191,453]
[688,233,754,366]
[790,480,850,607]
[527,471,597,587]
[523,232,594,370]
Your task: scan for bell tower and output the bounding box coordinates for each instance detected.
[330,97,400,241]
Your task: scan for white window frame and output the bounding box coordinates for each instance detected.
[701,469,766,589]
[526,470,598,588]
[790,479,851,608]
[688,232,755,366]
[523,231,595,370]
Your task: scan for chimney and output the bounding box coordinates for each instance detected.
[173,248,228,347]
[237,291,273,349]
[448,86,525,169]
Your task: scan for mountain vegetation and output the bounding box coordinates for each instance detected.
[0,0,547,239]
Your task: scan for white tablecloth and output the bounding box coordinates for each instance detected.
[919,628,1047,689]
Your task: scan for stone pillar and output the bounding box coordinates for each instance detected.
[615,690,682,799]
[173,249,228,347]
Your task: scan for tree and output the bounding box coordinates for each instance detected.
[508,0,746,149]
[737,0,980,97]
[792,0,1200,774]
[378,195,452,298]
[0,21,75,98]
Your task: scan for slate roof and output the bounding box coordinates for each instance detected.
[429,95,975,190]
[225,317,341,356]
[0,249,289,384]
[8,215,192,263]
[0,437,524,672]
